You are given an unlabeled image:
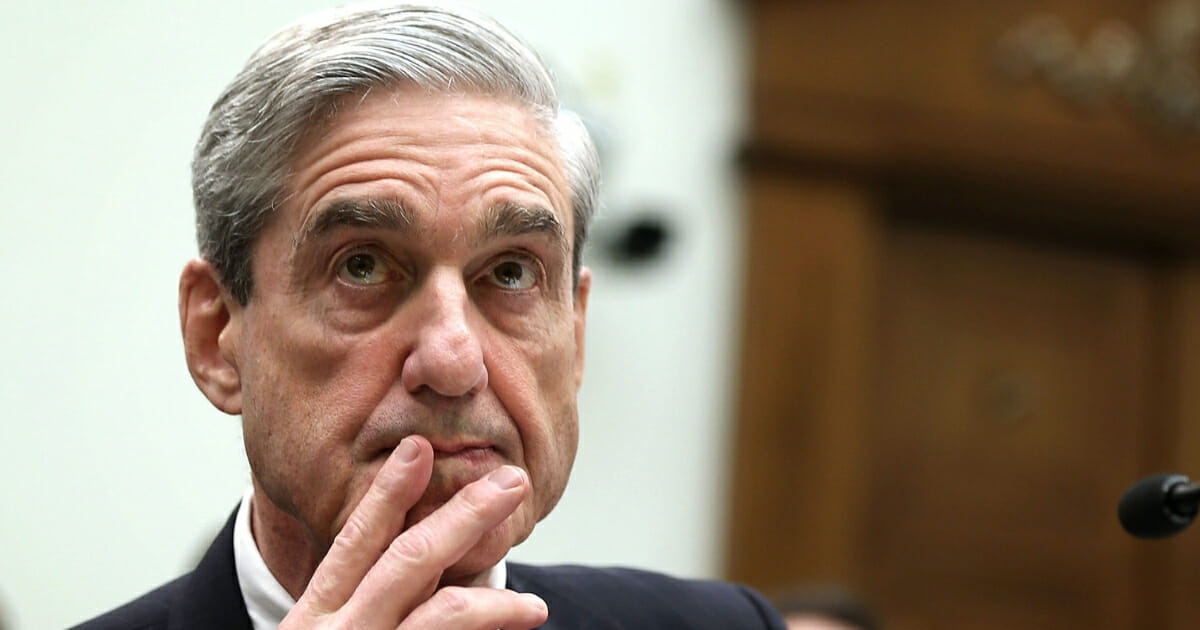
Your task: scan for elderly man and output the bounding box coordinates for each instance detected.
[73,3,784,629]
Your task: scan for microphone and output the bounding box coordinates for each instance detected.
[1118,473,1200,538]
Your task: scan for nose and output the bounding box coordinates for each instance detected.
[399,272,488,397]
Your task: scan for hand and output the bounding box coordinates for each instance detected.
[278,435,549,629]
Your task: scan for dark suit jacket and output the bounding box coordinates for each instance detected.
[71,510,785,629]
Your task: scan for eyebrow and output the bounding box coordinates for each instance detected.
[293,198,413,252]
[478,201,567,257]
[292,198,568,260]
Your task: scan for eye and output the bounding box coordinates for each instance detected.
[487,258,537,290]
[337,251,391,285]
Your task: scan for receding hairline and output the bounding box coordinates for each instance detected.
[295,82,559,145]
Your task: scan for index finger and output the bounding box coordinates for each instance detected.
[346,464,531,621]
[299,435,434,614]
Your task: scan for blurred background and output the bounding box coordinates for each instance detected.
[5,1,1200,629]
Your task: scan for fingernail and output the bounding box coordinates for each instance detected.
[521,592,547,613]
[487,466,524,490]
[397,437,420,463]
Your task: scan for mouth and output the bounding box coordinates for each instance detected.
[432,444,497,465]
[369,438,499,462]
[419,442,506,505]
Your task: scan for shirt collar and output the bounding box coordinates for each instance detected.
[232,487,508,630]
[232,487,295,630]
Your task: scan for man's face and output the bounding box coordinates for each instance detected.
[224,90,589,580]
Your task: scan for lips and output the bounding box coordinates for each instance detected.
[432,444,496,463]
[431,445,505,477]
[422,444,505,504]
[367,437,500,463]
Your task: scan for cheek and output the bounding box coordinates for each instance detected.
[237,311,403,525]
[498,324,581,517]
[522,400,577,523]
[243,311,400,424]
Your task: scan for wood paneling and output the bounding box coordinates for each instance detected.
[1163,266,1200,628]
[728,2,1200,629]
[727,174,880,587]
[747,0,1200,243]
[866,226,1150,629]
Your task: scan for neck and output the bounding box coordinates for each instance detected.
[248,479,323,600]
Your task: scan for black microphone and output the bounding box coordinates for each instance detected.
[1118,473,1200,538]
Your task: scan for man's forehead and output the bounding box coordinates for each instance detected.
[294,88,560,167]
[282,88,573,230]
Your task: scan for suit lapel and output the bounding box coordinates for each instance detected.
[167,508,253,630]
[507,562,623,630]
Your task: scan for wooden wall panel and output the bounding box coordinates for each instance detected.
[747,0,1200,243]
[727,173,881,588]
[867,226,1150,629]
[1163,264,1200,628]
[729,3,1200,628]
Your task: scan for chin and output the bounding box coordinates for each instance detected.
[440,518,527,586]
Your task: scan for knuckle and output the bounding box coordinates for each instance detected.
[302,573,337,610]
[432,586,473,618]
[372,461,410,495]
[386,525,436,565]
[278,605,345,630]
[335,512,369,545]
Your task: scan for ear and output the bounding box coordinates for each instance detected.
[572,266,592,389]
[179,258,243,414]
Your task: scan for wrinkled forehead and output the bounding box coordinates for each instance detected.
[293,86,563,178]
[280,87,574,235]
[295,84,559,162]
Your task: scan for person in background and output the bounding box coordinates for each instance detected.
[72,3,786,629]
[769,585,883,630]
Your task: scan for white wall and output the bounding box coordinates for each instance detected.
[0,2,748,628]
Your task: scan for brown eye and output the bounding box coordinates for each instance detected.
[338,252,389,285]
[489,259,536,290]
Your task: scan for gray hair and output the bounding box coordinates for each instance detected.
[192,2,600,304]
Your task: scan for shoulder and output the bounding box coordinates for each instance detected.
[67,575,188,630]
[69,507,252,630]
[507,563,785,629]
